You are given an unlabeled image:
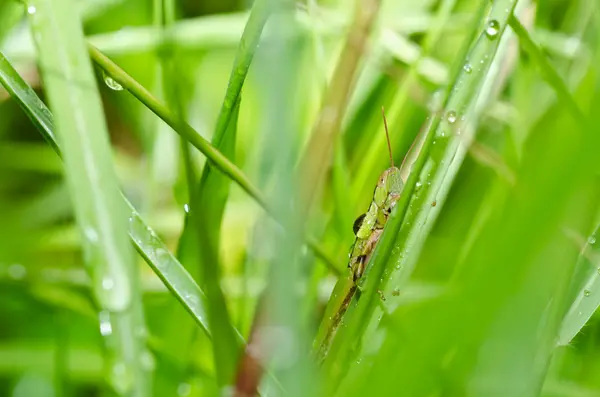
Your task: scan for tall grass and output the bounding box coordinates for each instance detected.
[0,0,599,396]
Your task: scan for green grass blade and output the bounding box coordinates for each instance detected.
[87,42,341,276]
[558,222,600,345]
[508,14,587,123]
[25,0,149,395]
[320,0,507,389]
[296,0,381,215]
[0,50,214,340]
[178,99,242,386]
[177,2,271,385]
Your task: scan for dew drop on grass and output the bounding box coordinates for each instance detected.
[447,111,457,124]
[84,227,98,243]
[8,264,26,280]
[27,5,36,14]
[102,276,115,291]
[177,383,192,396]
[98,311,113,336]
[103,71,123,91]
[140,349,156,371]
[463,63,473,74]
[183,203,190,213]
[584,290,591,297]
[110,362,134,394]
[588,234,596,245]
[485,20,500,39]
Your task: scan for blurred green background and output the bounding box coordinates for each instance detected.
[1,0,600,396]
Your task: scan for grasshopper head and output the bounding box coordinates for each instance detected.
[373,167,403,208]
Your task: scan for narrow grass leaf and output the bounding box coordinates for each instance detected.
[0,48,215,340]
[26,0,148,395]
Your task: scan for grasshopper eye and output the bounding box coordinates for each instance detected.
[353,214,366,235]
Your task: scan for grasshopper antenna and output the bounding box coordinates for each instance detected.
[381,106,394,167]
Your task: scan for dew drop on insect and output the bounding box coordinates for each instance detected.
[103,72,123,91]
[588,234,596,245]
[584,289,591,297]
[485,20,500,39]
[463,63,473,74]
[27,5,36,14]
[447,111,457,124]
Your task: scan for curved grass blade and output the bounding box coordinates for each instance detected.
[25,0,149,394]
[176,0,270,386]
[320,0,507,390]
[0,49,213,339]
[87,43,341,276]
[178,99,242,387]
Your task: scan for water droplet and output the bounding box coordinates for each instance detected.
[140,350,156,371]
[416,181,422,188]
[221,386,235,397]
[84,227,98,243]
[103,72,123,91]
[110,362,134,394]
[177,383,192,396]
[597,267,600,275]
[99,311,113,336]
[588,234,596,245]
[102,276,115,291]
[8,264,26,280]
[183,203,190,213]
[27,5,36,14]
[584,290,591,297]
[485,20,500,39]
[463,63,473,74]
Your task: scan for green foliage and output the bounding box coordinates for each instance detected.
[1,0,600,396]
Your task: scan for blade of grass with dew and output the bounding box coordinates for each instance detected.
[556,29,600,346]
[87,43,341,277]
[0,49,217,341]
[352,68,600,397]
[177,0,271,386]
[149,0,202,380]
[558,220,600,346]
[25,0,149,395]
[319,0,503,389]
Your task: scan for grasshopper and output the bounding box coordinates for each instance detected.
[314,108,405,361]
